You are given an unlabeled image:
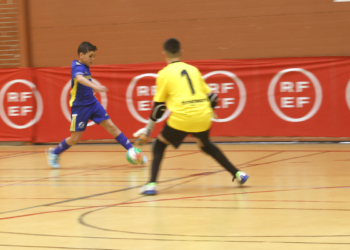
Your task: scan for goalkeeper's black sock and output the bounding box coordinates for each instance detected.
[150,139,168,183]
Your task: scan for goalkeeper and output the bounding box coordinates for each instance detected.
[134,38,249,195]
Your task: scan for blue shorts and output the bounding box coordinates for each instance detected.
[70,101,110,131]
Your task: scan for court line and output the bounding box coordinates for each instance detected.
[1,150,348,243]
[0,150,323,217]
[0,187,316,221]
[0,151,325,218]
[0,197,349,204]
[0,150,277,214]
[0,230,349,240]
[0,151,199,188]
[190,198,350,203]
[0,151,209,215]
[76,184,350,237]
[0,152,23,158]
[241,151,328,168]
[0,236,349,246]
[80,205,350,212]
[0,244,121,250]
[0,152,40,161]
[3,149,350,153]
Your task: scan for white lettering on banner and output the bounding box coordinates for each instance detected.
[8,106,19,116]
[297,97,310,108]
[151,85,156,96]
[222,83,234,93]
[207,83,220,94]
[126,73,170,124]
[7,92,33,102]
[7,92,19,102]
[137,86,150,96]
[21,106,32,116]
[280,97,310,108]
[221,98,235,108]
[268,68,322,122]
[138,100,151,111]
[296,81,309,92]
[0,79,43,129]
[60,78,107,127]
[136,86,157,97]
[281,97,294,108]
[280,82,294,92]
[204,71,246,123]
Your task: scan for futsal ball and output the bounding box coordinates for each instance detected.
[126,147,144,165]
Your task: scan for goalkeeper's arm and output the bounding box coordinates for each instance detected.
[133,102,166,139]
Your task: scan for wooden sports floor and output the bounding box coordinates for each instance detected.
[0,143,349,250]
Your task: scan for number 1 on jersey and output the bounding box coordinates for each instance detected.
[181,70,195,95]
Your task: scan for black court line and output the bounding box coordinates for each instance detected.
[0,169,216,215]
[53,205,350,213]
[0,232,349,245]
[78,151,333,238]
[0,151,199,188]
[76,151,313,232]
[0,244,121,250]
[0,151,281,215]
[0,230,349,239]
[0,152,40,161]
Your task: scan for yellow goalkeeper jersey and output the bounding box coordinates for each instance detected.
[153,61,213,132]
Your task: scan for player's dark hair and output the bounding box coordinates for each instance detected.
[78,42,97,55]
[163,38,180,58]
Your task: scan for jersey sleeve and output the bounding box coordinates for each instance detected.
[71,64,85,78]
[198,70,212,95]
[153,70,169,102]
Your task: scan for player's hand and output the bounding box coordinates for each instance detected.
[133,128,149,146]
[213,111,219,119]
[93,85,108,93]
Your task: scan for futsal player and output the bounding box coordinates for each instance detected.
[46,41,146,168]
[134,38,249,195]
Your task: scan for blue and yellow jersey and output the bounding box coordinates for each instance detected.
[69,60,97,107]
[154,61,213,132]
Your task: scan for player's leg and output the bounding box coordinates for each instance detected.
[46,105,88,168]
[193,130,249,185]
[140,124,187,195]
[99,119,132,150]
[91,102,134,152]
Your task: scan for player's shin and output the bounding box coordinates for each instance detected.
[115,132,133,150]
[54,139,71,155]
[150,138,168,183]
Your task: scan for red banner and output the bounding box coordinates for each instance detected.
[0,68,36,141]
[1,57,350,142]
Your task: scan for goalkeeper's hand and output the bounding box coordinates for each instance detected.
[133,128,150,146]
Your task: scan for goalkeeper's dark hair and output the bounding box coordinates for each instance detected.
[163,38,180,58]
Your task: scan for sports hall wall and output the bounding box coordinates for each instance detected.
[2,0,350,68]
[1,0,350,142]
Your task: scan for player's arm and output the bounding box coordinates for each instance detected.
[75,74,108,93]
[197,70,218,109]
[133,101,165,141]
[208,92,218,109]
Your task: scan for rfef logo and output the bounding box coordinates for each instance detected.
[0,79,43,129]
[126,73,170,124]
[268,68,322,122]
[203,71,246,122]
